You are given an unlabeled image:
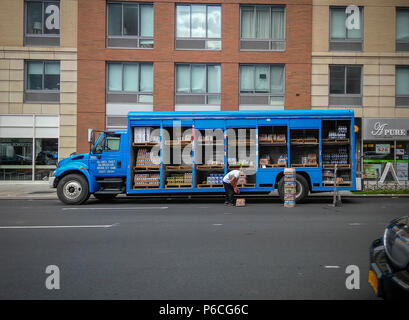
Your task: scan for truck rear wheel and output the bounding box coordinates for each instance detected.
[278,174,309,203]
[57,174,90,205]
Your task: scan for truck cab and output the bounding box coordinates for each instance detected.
[49,130,128,204]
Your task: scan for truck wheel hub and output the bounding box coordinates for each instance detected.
[64,181,82,199]
[295,180,302,198]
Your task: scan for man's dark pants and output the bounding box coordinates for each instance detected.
[223,182,235,205]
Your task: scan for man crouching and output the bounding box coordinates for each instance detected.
[223,170,241,206]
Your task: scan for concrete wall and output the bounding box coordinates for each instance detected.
[0,0,78,159]
[311,0,409,118]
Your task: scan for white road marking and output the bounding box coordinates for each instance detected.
[324,265,341,269]
[213,224,223,226]
[0,223,119,229]
[62,206,168,211]
[348,223,363,226]
[223,213,233,215]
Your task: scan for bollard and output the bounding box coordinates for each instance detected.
[331,164,342,207]
[284,167,296,208]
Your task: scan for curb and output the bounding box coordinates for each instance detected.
[348,194,409,197]
[0,194,409,200]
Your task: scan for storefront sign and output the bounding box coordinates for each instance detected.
[375,144,390,154]
[363,119,409,140]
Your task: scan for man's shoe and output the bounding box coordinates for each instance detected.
[224,202,229,206]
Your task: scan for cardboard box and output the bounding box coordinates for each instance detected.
[236,198,246,207]
[133,127,152,143]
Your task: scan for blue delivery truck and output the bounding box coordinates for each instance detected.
[50,110,356,204]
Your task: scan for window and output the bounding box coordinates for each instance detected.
[396,66,409,107]
[329,65,362,106]
[397,8,409,51]
[94,134,104,154]
[25,0,60,46]
[0,138,33,180]
[239,64,284,108]
[363,141,395,181]
[329,7,363,51]
[175,4,221,50]
[105,134,121,151]
[25,60,60,103]
[175,64,221,105]
[0,115,59,181]
[240,5,285,51]
[34,138,58,180]
[107,62,153,104]
[107,2,154,48]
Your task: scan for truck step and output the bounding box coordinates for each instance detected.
[96,178,125,184]
[94,189,123,195]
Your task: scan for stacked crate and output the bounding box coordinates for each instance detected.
[134,173,160,186]
[259,133,286,143]
[166,173,192,185]
[284,168,296,207]
[206,173,224,185]
[135,148,158,166]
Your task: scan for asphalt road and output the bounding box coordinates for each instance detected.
[0,196,407,300]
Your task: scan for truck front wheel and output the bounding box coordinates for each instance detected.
[57,174,90,205]
[278,174,310,203]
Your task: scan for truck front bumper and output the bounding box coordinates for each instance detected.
[48,176,56,189]
[369,238,409,299]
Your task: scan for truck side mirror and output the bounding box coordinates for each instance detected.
[88,128,95,144]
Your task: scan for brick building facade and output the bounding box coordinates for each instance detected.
[77,0,312,153]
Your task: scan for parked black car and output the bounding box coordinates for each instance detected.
[369,216,409,300]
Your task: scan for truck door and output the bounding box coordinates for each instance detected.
[89,132,126,178]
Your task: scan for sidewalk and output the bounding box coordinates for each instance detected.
[0,182,57,199]
[0,182,408,200]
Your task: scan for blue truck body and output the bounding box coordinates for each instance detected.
[50,110,356,204]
